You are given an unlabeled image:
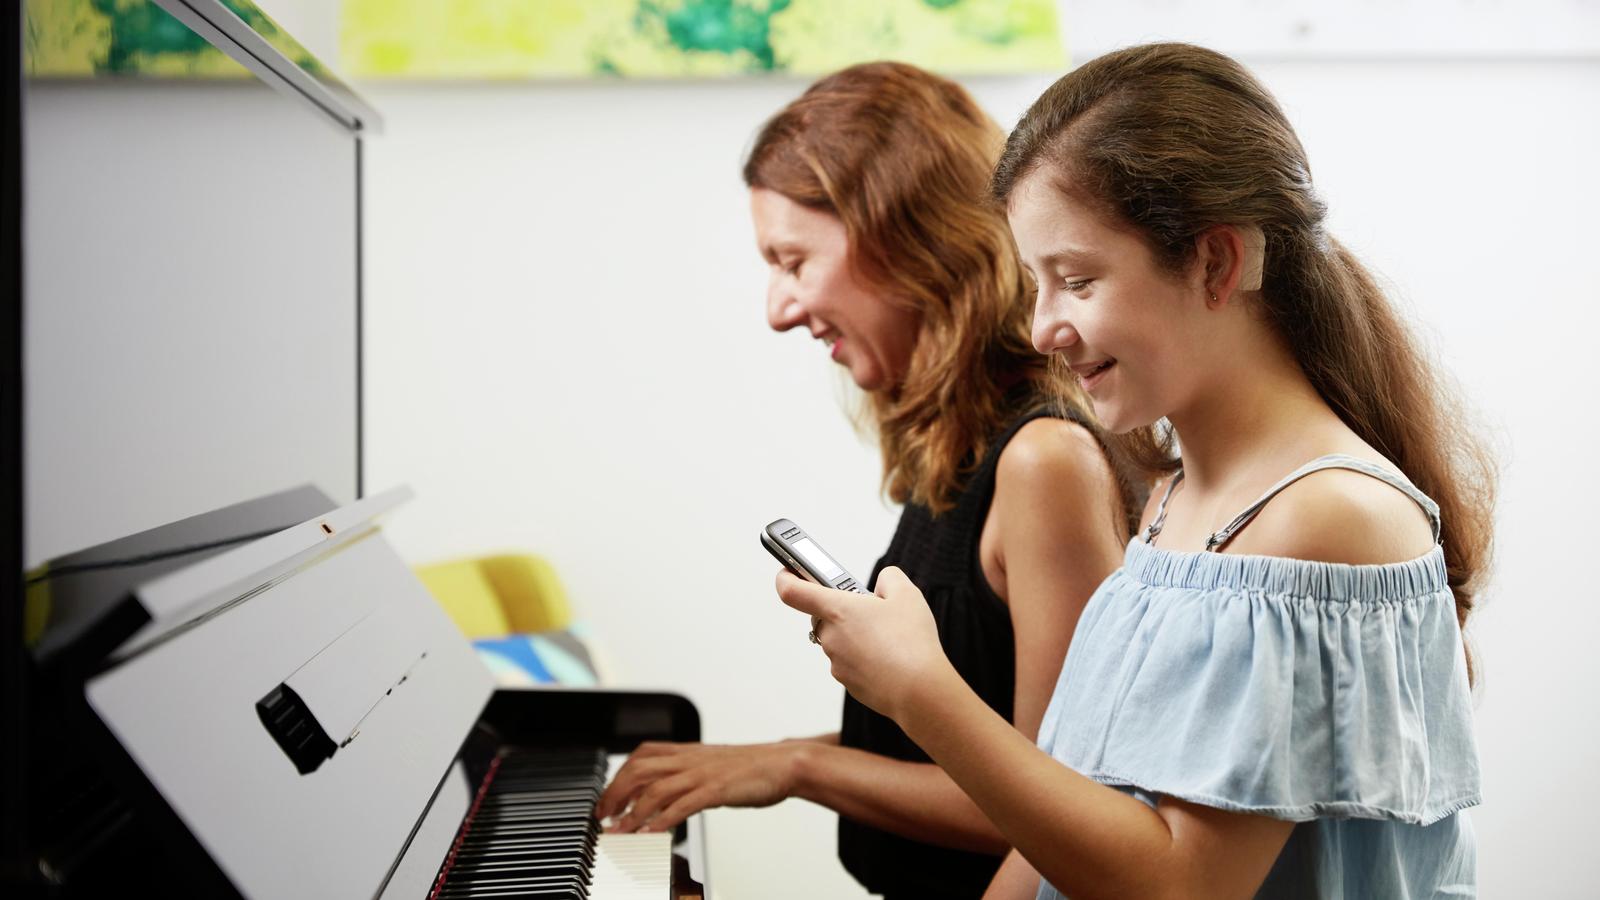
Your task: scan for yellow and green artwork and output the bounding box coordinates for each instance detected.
[24,0,325,78]
[342,0,1065,80]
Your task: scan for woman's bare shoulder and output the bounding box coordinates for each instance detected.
[994,417,1111,501]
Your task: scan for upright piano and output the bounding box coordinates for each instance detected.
[22,485,708,898]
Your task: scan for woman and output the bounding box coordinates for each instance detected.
[779,44,1496,899]
[597,62,1143,899]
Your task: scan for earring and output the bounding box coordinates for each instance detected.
[1209,292,1217,303]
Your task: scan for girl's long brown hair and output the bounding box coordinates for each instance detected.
[991,43,1497,676]
[745,62,1144,525]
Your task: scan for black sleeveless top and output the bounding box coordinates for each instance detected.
[838,400,1079,900]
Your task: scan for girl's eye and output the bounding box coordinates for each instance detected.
[785,261,803,278]
[1064,278,1093,294]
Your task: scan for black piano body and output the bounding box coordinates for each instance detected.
[22,486,708,898]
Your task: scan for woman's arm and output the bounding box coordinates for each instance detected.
[602,422,1125,849]
[597,737,1007,852]
[790,418,1125,848]
[986,419,1127,739]
[982,851,1041,900]
[789,743,1006,852]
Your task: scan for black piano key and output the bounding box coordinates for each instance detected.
[454,835,590,846]
[472,812,596,828]
[438,883,588,890]
[437,873,588,895]
[450,844,589,862]
[477,799,597,814]
[489,785,601,798]
[449,846,594,867]
[445,869,588,884]
[469,818,593,833]
[474,807,595,822]
[438,877,588,890]
[488,775,601,789]
[479,800,597,812]
[454,832,592,845]
[473,806,597,820]
[448,852,591,873]
[429,747,611,900]
[479,808,596,819]
[457,830,593,845]
[447,857,590,874]
[465,827,590,841]
[442,864,589,886]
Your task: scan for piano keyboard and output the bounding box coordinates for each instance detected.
[428,748,671,899]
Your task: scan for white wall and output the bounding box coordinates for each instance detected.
[264,5,1600,897]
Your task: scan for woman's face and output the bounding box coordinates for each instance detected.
[750,187,919,392]
[1007,169,1209,433]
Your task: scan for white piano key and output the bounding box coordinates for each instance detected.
[588,832,673,899]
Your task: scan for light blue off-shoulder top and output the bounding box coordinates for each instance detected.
[1035,455,1480,899]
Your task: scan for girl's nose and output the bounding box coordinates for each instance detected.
[1032,310,1079,355]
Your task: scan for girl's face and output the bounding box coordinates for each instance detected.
[1007,169,1211,433]
[750,188,920,392]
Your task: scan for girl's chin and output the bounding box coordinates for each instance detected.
[1091,401,1160,436]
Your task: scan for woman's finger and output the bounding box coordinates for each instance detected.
[874,564,912,597]
[612,769,699,833]
[642,785,718,833]
[597,765,647,821]
[775,569,842,619]
[598,752,678,820]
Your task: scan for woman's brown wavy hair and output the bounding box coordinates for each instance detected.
[745,62,1143,525]
[991,43,1497,676]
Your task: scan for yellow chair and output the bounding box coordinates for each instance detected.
[415,553,575,640]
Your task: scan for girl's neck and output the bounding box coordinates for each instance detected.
[1167,351,1346,497]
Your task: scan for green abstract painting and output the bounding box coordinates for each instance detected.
[342,0,1065,79]
[25,0,325,78]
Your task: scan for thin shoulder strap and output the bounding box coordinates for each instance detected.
[1140,470,1186,544]
[1205,454,1443,552]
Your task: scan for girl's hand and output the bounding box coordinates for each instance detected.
[776,566,958,723]
[596,740,806,833]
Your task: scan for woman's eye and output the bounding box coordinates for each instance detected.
[785,261,803,278]
[1064,278,1092,294]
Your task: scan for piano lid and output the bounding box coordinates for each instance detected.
[83,487,495,899]
[25,484,338,681]
[110,486,416,662]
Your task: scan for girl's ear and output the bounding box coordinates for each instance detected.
[1237,225,1265,291]
[1196,224,1265,307]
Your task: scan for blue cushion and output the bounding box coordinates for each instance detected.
[472,626,601,687]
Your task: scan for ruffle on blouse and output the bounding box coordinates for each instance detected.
[1038,539,1480,827]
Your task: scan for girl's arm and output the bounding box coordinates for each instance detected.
[895,651,1292,900]
[778,475,1436,900]
[783,567,1289,899]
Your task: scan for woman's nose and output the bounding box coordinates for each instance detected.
[767,282,808,332]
